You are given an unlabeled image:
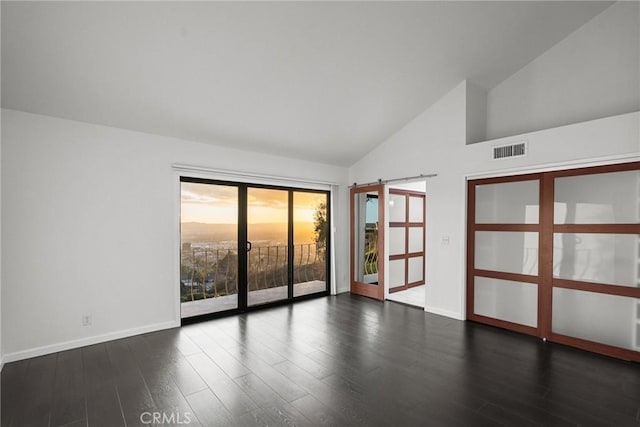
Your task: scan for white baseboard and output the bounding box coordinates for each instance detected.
[424,305,465,321]
[2,320,179,364]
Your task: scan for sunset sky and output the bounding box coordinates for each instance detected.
[181,182,326,224]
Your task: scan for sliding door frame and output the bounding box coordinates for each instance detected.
[180,176,331,325]
[350,184,386,300]
[389,189,426,293]
[467,161,640,361]
[466,172,543,337]
[546,162,640,361]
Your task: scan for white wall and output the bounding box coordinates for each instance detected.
[486,1,640,140]
[0,108,2,371]
[334,185,350,294]
[350,81,469,319]
[466,81,487,144]
[1,3,3,370]
[1,109,349,361]
[350,79,640,320]
[389,181,426,192]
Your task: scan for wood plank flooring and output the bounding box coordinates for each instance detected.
[2,294,640,426]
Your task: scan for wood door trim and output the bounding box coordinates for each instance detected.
[470,172,542,186]
[553,278,640,298]
[538,173,554,339]
[467,313,538,337]
[389,188,426,197]
[474,224,539,232]
[407,280,425,288]
[473,269,539,284]
[551,333,640,362]
[389,222,426,227]
[387,188,425,293]
[547,161,640,178]
[553,224,639,234]
[351,281,384,299]
[466,179,476,320]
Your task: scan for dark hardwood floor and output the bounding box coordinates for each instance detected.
[2,293,640,427]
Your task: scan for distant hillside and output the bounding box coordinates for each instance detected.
[181,222,236,242]
[181,222,316,244]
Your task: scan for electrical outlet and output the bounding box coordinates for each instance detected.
[82,315,92,326]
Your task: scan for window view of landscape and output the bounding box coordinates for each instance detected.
[181,182,239,317]
[354,192,379,285]
[180,182,328,318]
[294,192,328,297]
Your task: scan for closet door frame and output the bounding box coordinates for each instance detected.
[467,161,640,362]
[389,189,426,293]
[546,162,640,361]
[466,172,543,337]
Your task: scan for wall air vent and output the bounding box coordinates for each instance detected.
[492,141,527,160]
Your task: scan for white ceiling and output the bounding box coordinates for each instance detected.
[1,1,612,166]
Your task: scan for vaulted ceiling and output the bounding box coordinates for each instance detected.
[1,1,612,166]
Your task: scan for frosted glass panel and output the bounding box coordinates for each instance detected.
[552,288,638,351]
[553,234,639,287]
[389,227,405,256]
[408,227,424,253]
[554,170,640,224]
[474,277,538,327]
[409,196,424,222]
[475,231,539,275]
[408,256,424,283]
[475,180,539,224]
[389,194,406,222]
[389,259,405,288]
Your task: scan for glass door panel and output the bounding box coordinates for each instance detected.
[475,180,540,224]
[474,277,538,328]
[389,227,405,256]
[554,170,640,224]
[293,192,328,297]
[409,196,424,222]
[180,182,238,319]
[474,231,539,275]
[552,288,639,351]
[408,256,424,284]
[351,185,385,300]
[553,233,639,287]
[247,188,289,306]
[408,227,424,253]
[388,193,406,222]
[354,191,380,285]
[389,259,405,288]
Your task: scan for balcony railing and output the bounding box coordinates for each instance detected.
[180,243,325,302]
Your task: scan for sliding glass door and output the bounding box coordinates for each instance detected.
[180,178,330,321]
[180,182,239,318]
[293,191,328,297]
[247,188,289,307]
